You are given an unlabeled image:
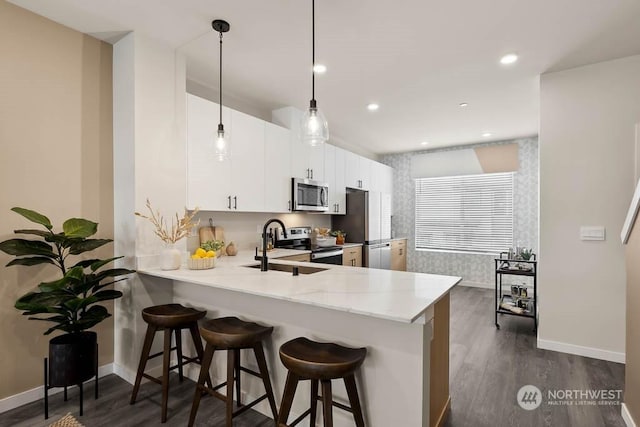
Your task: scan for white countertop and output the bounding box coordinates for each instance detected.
[139,250,460,324]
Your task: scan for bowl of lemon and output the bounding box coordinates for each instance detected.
[188,247,216,270]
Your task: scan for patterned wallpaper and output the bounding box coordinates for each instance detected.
[381,137,538,286]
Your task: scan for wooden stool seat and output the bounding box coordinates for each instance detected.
[278,338,367,427]
[279,337,367,380]
[142,303,206,327]
[198,316,274,348]
[131,304,210,423]
[188,316,278,427]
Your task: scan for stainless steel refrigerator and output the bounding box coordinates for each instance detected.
[332,189,392,269]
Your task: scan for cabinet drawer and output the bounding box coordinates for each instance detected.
[278,253,311,262]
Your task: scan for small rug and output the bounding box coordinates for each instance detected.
[48,413,84,427]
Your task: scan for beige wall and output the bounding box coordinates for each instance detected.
[0,1,113,399]
[625,219,640,423]
[539,55,640,360]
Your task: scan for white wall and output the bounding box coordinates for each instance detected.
[113,32,186,380]
[539,55,640,362]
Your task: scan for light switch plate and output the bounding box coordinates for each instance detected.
[580,226,606,241]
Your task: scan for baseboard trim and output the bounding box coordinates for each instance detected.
[0,363,114,415]
[623,403,638,427]
[537,338,625,364]
[459,280,493,289]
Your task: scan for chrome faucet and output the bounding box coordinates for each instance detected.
[255,218,287,271]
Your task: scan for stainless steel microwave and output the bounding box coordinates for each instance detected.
[292,178,329,212]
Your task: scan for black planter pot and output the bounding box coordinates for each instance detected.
[48,331,97,386]
[44,331,99,419]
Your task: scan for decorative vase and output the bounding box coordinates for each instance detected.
[161,244,181,270]
[336,234,345,245]
[226,242,238,256]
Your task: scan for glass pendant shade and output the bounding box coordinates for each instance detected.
[215,125,230,162]
[300,103,329,147]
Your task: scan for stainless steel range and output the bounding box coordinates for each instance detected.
[274,226,343,265]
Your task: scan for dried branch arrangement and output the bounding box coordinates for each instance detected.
[135,199,199,244]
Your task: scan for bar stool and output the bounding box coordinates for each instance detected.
[188,316,279,427]
[130,304,209,423]
[277,337,367,427]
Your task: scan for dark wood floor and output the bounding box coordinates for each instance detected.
[443,286,625,427]
[0,286,626,426]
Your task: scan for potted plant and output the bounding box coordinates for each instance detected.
[0,207,134,414]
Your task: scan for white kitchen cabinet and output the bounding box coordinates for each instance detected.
[274,107,323,182]
[345,150,373,191]
[187,94,265,212]
[231,109,265,212]
[334,146,347,214]
[265,122,292,213]
[323,144,347,214]
[187,94,232,210]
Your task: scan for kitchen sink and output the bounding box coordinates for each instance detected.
[244,263,327,275]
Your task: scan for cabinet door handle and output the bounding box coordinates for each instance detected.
[306,168,310,179]
[233,196,237,210]
[228,196,231,209]
[352,259,355,266]
[311,169,314,179]
[288,200,291,211]
[399,249,403,255]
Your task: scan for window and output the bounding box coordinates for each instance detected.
[415,172,514,254]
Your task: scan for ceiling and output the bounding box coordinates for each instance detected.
[9,0,640,154]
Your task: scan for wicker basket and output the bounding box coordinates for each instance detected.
[188,257,215,270]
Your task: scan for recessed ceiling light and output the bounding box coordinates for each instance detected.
[313,64,327,73]
[459,102,469,107]
[500,53,518,65]
[367,103,379,111]
[482,132,492,138]
[421,141,429,146]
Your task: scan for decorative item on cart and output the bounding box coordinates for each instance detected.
[0,207,135,418]
[135,199,199,270]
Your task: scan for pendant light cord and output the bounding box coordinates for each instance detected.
[219,31,223,126]
[311,0,315,103]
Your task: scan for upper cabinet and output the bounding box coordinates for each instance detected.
[324,145,346,214]
[187,94,232,211]
[274,107,324,182]
[265,122,292,213]
[188,99,393,214]
[345,151,373,191]
[187,94,267,212]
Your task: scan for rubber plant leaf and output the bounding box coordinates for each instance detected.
[68,239,112,255]
[62,218,98,239]
[11,207,52,230]
[0,239,55,258]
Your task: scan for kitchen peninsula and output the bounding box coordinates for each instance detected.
[136,251,460,427]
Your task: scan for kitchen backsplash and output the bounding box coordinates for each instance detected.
[187,211,331,253]
[382,137,539,287]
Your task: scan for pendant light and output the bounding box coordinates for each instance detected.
[300,0,329,147]
[212,19,230,161]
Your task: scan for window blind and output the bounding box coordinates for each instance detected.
[415,172,514,254]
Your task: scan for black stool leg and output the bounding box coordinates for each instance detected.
[161,328,172,423]
[277,371,300,426]
[64,386,68,401]
[95,343,99,399]
[321,380,333,427]
[226,349,235,427]
[130,324,157,404]
[344,375,365,427]
[79,382,83,416]
[188,343,215,427]
[253,343,278,421]
[235,349,242,406]
[310,379,319,427]
[189,323,213,389]
[44,358,49,420]
[175,328,184,382]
